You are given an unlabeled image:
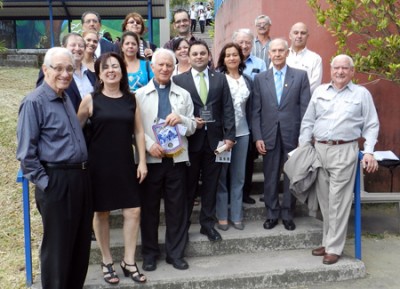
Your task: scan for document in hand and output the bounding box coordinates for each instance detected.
[373,150,399,161]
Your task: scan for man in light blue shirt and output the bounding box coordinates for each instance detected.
[233,29,266,80]
[299,54,379,265]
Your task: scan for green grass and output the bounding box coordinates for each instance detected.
[0,67,42,288]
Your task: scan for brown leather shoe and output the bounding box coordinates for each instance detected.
[312,246,326,256]
[323,253,340,265]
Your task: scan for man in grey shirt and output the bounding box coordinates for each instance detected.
[17,47,92,289]
[299,54,379,265]
[252,15,272,67]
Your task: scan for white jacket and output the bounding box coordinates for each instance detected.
[135,80,196,164]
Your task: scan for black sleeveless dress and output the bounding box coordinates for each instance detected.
[89,92,141,211]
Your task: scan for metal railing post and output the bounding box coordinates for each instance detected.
[354,152,363,260]
[17,169,33,287]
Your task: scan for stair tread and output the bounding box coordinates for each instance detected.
[84,249,365,288]
[92,216,322,248]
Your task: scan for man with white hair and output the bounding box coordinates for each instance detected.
[287,22,323,94]
[232,28,267,205]
[135,48,196,271]
[17,47,93,289]
[252,38,311,232]
[233,28,267,79]
[252,15,272,67]
[299,54,379,265]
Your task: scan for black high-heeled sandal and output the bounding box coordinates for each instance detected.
[101,262,119,285]
[120,260,147,283]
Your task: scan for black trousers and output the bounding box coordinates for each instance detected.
[243,138,258,199]
[140,159,188,261]
[191,19,197,32]
[35,167,92,289]
[262,131,296,220]
[187,139,222,230]
[199,20,206,33]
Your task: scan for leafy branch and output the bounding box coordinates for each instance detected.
[307,0,400,83]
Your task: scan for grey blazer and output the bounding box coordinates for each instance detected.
[251,66,311,150]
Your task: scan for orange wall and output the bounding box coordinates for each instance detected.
[214,0,400,192]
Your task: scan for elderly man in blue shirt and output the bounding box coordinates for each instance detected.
[233,28,267,80]
[17,47,93,289]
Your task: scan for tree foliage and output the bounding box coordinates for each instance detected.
[170,0,191,8]
[307,0,400,83]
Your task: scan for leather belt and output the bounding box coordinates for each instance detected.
[43,161,88,170]
[317,140,356,146]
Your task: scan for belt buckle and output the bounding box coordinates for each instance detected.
[327,140,334,145]
[82,162,87,170]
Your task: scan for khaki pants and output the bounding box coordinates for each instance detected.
[315,141,358,255]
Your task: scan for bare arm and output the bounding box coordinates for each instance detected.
[133,105,148,183]
[77,94,93,127]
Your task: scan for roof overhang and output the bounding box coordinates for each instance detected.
[0,0,167,20]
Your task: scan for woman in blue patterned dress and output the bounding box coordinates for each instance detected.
[120,31,153,92]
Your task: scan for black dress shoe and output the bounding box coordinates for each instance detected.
[282,219,296,231]
[166,257,189,270]
[200,227,222,241]
[243,196,256,204]
[142,258,156,271]
[263,219,278,230]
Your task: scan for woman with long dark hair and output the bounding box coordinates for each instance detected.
[120,31,153,91]
[215,43,253,231]
[77,52,147,285]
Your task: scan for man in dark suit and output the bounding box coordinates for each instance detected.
[36,33,96,112]
[173,40,235,242]
[81,11,119,57]
[252,38,311,231]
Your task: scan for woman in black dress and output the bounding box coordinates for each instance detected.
[78,52,147,285]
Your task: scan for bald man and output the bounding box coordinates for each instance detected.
[286,22,322,94]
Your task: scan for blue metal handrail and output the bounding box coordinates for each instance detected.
[16,153,364,287]
[354,152,363,260]
[16,169,33,287]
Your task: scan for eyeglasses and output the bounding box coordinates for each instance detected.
[127,20,142,25]
[256,22,270,28]
[49,65,74,74]
[84,19,99,24]
[67,43,85,49]
[175,19,189,24]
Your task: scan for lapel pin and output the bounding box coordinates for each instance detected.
[285,84,288,87]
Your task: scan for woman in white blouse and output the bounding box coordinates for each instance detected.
[215,42,253,230]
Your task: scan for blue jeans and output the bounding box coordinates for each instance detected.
[216,134,249,222]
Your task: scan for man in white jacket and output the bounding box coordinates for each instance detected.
[135,48,196,272]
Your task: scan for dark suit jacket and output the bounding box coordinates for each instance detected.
[252,66,311,151]
[173,69,236,152]
[36,68,96,112]
[100,38,120,55]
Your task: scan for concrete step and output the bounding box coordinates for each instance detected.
[84,249,365,289]
[107,195,310,229]
[89,216,322,264]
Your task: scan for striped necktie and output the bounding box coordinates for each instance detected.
[199,72,208,105]
[275,70,283,104]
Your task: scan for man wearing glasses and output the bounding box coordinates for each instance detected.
[252,15,272,68]
[17,47,93,289]
[164,9,214,69]
[36,33,96,112]
[81,11,119,57]
[164,9,197,50]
